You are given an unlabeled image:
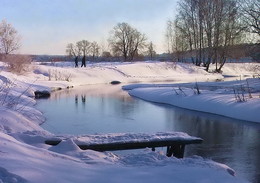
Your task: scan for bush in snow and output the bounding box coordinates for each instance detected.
[233,79,256,102]
[233,87,246,102]
[2,54,32,74]
[47,69,72,82]
[193,82,201,95]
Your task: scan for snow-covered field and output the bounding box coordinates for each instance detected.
[0,61,259,183]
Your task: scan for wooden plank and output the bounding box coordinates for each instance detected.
[45,138,202,151]
[45,132,203,158]
[76,139,202,151]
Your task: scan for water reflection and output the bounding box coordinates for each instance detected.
[38,84,260,182]
[163,105,260,182]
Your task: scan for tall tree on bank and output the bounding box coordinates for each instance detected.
[239,0,260,37]
[109,22,147,61]
[165,19,188,62]
[66,42,81,67]
[0,20,21,54]
[170,0,242,72]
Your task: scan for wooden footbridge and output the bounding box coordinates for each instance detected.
[45,132,203,158]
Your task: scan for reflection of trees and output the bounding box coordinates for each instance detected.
[113,95,140,118]
[164,106,260,182]
[50,89,73,101]
[92,93,140,119]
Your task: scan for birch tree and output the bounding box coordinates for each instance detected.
[172,0,242,72]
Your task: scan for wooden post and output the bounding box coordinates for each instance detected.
[166,146,173,157]
[180,145,185,158]
[166,144,185,158]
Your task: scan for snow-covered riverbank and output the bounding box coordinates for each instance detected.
[123,78,260,123]
[0,61,259,183]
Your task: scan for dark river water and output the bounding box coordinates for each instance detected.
[37,84,260,183]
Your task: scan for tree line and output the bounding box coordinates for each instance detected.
[0,0,259,72]
[66,40,100,67]
[66,0,259,71]
[66,22,156,67]
[166,0,259,72]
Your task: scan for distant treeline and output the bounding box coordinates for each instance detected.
[31,43,259,63]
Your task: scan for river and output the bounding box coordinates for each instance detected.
[37,84,260,183]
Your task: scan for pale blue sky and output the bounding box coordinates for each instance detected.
[0,0,177,55]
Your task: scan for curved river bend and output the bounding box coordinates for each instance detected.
[37,84,260,183]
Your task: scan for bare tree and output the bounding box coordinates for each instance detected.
[165,20,175,55]
[215,0,243,72]
[77,40,90,67]
[239,0,260,36]
[90,41,100,60]
[177,0,199,65]
[173,0,242,72]
[0,20,21,54]
[66,43,81,67]
[166,19,188,62]
[129,30,147,60]
[147,42,156,60]
[109,23,131,61]
[109,22,147,61]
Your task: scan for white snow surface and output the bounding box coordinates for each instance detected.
[1,61,258,183]
[124,79,260,123]
[73,132,202,145]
